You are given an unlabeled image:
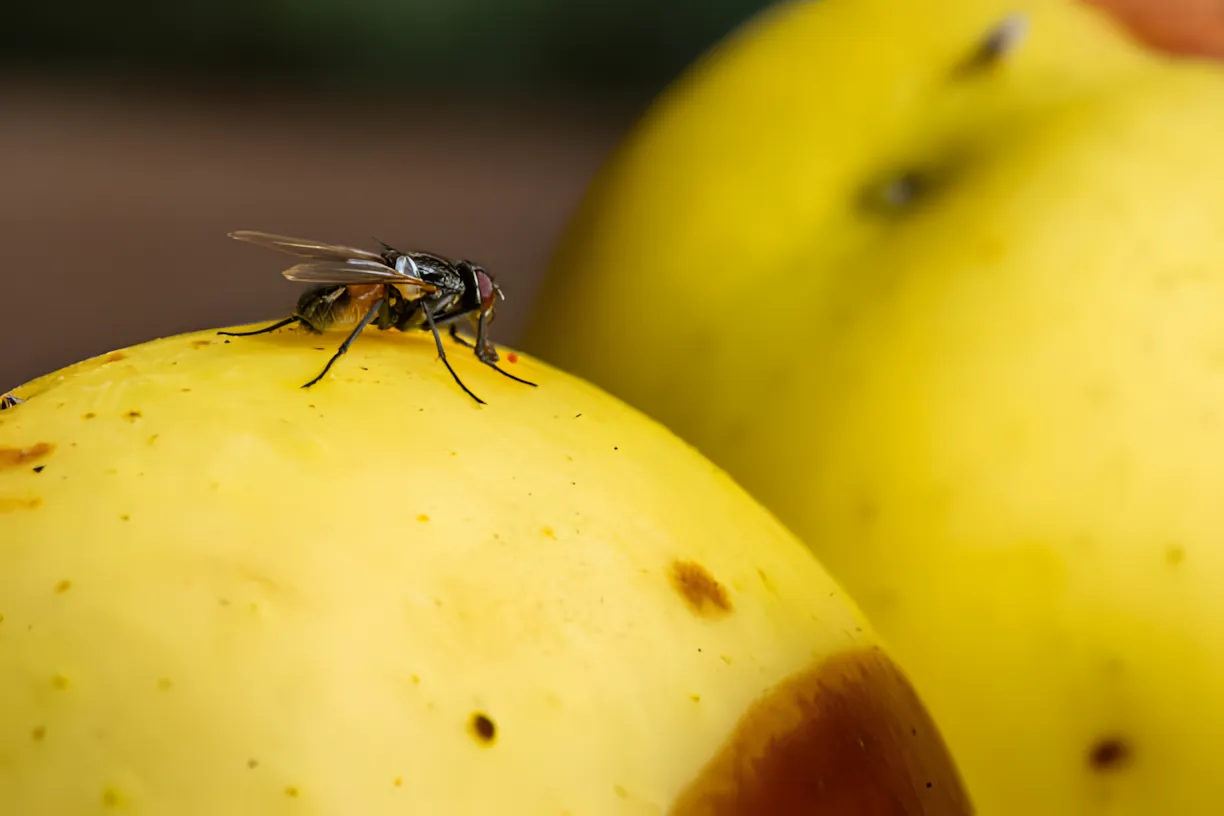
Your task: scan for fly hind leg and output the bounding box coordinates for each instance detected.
[302,298,384,389]
[218,315,306,337]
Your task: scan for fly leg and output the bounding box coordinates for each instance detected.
[303,299,383,389]
[218,316,304,337]
[448,324,473,349]
[421,307,485,405]
[473,312,536,388]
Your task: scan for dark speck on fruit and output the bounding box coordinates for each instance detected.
[670,560,733,619]
[469,712,497,744]
[1088,737,1133,772]
[956,11,1029,74]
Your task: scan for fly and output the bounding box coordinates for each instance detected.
[219,230,536,405]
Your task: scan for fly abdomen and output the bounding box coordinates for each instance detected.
[296,284,385,333]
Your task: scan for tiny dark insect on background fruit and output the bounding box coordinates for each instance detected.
[0,393,23,410]
[220,230,536,405]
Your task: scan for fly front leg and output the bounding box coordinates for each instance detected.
[448,324,472,348]
[472,312,536,388]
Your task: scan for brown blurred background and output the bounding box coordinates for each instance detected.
[0,0,1212,392]
[0,0,774,391]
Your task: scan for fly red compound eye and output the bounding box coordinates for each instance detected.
[476,269,497,314]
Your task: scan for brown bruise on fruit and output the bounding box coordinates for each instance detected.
[0,442,54,470]
[668,646,973,816]
[1088,0,1224,60]
[670,560,733,619]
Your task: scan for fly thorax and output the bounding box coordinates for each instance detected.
[394,255,421,277]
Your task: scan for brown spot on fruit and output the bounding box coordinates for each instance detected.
[670,560,732,619]
[104,352,127,362]
[191,339,212,348]
[668,647,972,816]
[31,725,45,741]
[0,496,42,512]
[247,759,259,769]
[158,678,173,691]
[469,712,497,745]
[1088,737,1132,772]
[0,442,54,469]
[541,526,557,539]
[82,412,96,420]
[54,580,72,594]
[101,786,126,807]
[1088,0,1224,60]
[1166,545,1186,566]
[284,786,300,798]
[124,410,142,421]
[51,675,69,690]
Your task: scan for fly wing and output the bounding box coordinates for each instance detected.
[282,260,438,292]
[229,230,386,263]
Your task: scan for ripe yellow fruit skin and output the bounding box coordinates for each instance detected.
[522,1,1224,814]
[0,327,969,814]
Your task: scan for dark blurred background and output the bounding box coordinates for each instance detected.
[0,0,773,391]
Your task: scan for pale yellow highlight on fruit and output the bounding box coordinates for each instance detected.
[0,327,961,814]
[523,0,1224,814]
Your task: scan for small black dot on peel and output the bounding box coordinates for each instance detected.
[32,466,44,473]
[469,712,496,744]
[1088,737,1132,771]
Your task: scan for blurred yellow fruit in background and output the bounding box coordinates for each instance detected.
[524,0,1224,813]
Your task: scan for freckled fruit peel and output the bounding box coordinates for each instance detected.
[522,0,1224,814]
[0,328,969,814]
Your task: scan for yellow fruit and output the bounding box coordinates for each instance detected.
[522,1,1224,813]
[0,326,969,813]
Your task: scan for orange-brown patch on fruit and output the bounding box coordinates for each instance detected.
[0,442,54,469]
[669,646,973,816]
[670,560,732,619]
[0,496,42,512]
